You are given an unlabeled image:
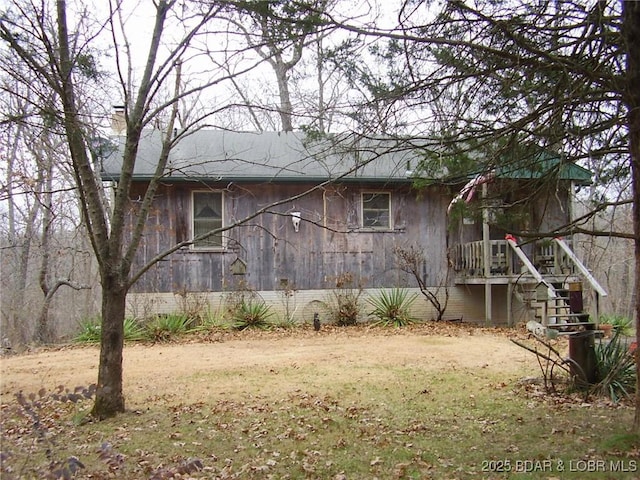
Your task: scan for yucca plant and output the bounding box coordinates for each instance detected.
[146,314,194,341]
[367,288,419,327]
[593,330,636,403]
[74,318,102,343]
[74,317,146,343]
[232,300,274,330]
[124,317,147,341]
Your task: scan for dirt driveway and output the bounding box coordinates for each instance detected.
[0,324,536,407]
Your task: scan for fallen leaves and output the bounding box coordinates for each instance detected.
[1,323,636,479]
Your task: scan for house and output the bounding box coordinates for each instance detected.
[101,130,606,326]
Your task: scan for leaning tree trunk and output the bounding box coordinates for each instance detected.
[91,277,128,419]
[623,0,640,432]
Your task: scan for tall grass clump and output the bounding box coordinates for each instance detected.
[192,311,230,332]
[367,288,418,327]
[74,318,102,343]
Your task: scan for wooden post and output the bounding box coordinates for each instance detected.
[482,183,492,325]
[507,281,513,327]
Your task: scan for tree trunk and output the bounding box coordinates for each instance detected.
[35,303,54,344]
[91,278,127,419]
[623,0,640,432]
[274,61,294,132]
[34,152,54,344]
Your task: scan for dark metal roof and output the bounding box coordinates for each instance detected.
[100,130,592,185]
[100,130,419,183]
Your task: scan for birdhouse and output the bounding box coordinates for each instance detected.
[230,257,247,275]
[536,283,549,302]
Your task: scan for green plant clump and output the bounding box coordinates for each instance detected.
[74,317,146,343]
[599,314,634,336]
[192,312,229,332]
[232,300,274,330]
[367,288,418,327]
[74,318,102,343]
[123,317,147,341]
[593,330,637,403]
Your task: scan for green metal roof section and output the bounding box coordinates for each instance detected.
[495,151,592,184]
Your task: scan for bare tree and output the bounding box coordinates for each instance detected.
[215,0,338,132]
[0,0,348,419]
[1,0,218,417]
[0,16,100,345]
[394,244,449,321]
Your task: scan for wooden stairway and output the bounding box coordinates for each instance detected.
[506,236,605,337]
[513,282,596,336]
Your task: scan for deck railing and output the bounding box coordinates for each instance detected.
[450,238,575,278]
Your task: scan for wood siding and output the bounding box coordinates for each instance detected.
[127,181,451,294]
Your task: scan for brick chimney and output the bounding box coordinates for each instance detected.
[111,105,126,134]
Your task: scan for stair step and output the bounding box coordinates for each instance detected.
[547,322,596,328]
[555,331,595,336]
[555,330,604,338]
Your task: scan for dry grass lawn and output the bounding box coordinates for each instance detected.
[1,323,638,479]
[1,323,534,407]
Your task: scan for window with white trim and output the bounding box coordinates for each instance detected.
[192,191,224,249]
[361,192,390,229]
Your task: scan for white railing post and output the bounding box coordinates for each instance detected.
[553,238,608,298]
[505,235,556,297]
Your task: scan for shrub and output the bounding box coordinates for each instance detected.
[593,330,636,403]
[192,311,230,332]
[277,279,298,325]
[174,288,211,322]
[324,272,363,326]
[331,293,361,326]
[367,288,418,327]
[232,300,274,330]
[394,245,449,321]
[145,314,194,342]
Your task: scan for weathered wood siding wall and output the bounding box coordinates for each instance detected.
[128,181,452,294]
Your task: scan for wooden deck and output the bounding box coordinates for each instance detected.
[449,239,575,284]
[450,237,607,327]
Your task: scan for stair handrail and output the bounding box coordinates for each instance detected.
[505,234,556,298]
[553,237,608,297]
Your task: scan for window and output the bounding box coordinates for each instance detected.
[362,192,390,228]
[192,191,223,249]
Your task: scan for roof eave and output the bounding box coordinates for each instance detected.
[100,174,420,184]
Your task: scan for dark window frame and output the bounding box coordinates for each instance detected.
[191,190,224,250]
[361,191,391,229]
